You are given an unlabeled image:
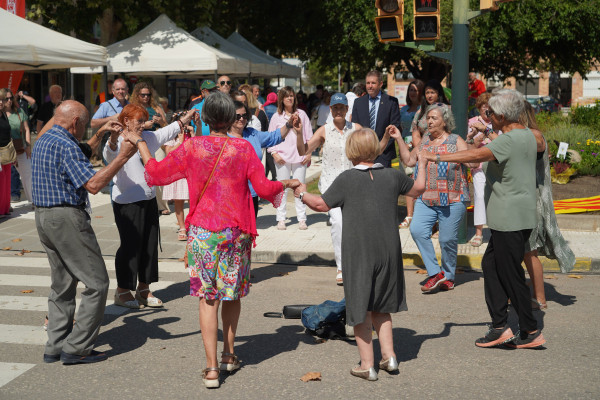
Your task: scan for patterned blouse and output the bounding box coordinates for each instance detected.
[318,121,355,193]
[414,133,470,206]
[144,136,285,236]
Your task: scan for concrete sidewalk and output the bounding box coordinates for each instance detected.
[1,155,599,273]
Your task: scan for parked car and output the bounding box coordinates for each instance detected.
[526,95,562,113]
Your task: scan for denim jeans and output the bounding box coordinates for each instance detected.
[10,165,21,198]
[410,199,466,281]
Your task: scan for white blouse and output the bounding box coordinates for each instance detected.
[318,121,356,193]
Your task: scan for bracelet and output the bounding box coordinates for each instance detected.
[136,138,146,146]
[285,122,293,129]
[466,138,474,144]
[177,120,184,131]
[436,154,441,164]
[110,139,118,146]
[299,192,306,203]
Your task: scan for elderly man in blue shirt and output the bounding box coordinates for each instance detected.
[32,100,137,365]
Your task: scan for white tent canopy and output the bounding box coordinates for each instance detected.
[191,26,280,77]
[227,32,300,78]
[0,8,107,71]
[71,14,249,76]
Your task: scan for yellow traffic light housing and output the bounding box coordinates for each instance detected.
[375,0,404,43]
[480,0,515,11]
[413,0,441,41]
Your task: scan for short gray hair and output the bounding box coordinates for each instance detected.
[425,103,455,132]
[488,90,525,122]
[201,91,236,131]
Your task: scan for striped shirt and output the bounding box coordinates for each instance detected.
[31,125,95,207]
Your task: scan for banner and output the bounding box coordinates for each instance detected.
[91,74,102,107]
[0,0,26,92]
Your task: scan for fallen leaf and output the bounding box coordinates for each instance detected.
[21,289,34,293]
[2,247,12,251]
[11,238,22,242]
[544,275,557,280]
[300,372,321,382]
[21,249,31,254]
[178,257,185,262]
[568,275,583,279]
[416,269,427,275]
[94,215,103,218]
[315,338,327,344]
[277,272,290,276]
[15,252,23,256]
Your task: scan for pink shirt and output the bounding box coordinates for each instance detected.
[267,109,313,163]
[145,136,284,237]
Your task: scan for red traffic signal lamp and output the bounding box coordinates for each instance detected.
[375,0,404,43]
[413,0,440,41]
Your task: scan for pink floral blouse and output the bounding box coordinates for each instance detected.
[145,136,284,237]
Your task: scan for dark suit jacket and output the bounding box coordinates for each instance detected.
[351,92,401,167]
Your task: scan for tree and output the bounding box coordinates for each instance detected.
[470,0,600,80]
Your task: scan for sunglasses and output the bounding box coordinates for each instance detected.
[5,96,13,101]
[485,109,495,118]
[220,80,232,86]
[236,113,248,120]
[139,93,151,98]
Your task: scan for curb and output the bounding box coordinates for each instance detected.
[251,250,600,273]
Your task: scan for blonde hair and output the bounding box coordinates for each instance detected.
[238,84,259,109]
[130,81,160,110]
[346,128,381,164]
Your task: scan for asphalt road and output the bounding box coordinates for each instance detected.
[0,256,598,399]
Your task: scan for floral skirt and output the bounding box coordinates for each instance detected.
[187,225,253,300]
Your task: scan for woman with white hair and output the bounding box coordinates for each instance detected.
[407,104,474,293]
[420,89,546,349]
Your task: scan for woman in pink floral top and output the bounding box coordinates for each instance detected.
[135,92,300,389]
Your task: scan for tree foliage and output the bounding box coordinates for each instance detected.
[25,0,600,84]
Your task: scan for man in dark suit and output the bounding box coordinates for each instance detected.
[351,70,401,167]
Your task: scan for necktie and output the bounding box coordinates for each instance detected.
[369,98,377,130]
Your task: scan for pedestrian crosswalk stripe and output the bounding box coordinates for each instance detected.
[0,295,128,316]
[0,257,185,273]
[0,275,176,291]
[0,362,36,389]
[0,324,47,345]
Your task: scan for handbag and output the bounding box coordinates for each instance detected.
[0,140,17,165]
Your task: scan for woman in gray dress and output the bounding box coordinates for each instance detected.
[294,127,426,381]
[520,102,575,309]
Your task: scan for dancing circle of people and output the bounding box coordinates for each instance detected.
[20,71,574,385]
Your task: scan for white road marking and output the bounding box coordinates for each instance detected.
[0,362,36,388]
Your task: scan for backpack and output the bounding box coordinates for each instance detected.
[301,298,347,340]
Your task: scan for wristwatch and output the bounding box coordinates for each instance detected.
[299,192,307,202]
[435,154,441,164]
[285,121,293,129]
[136,138,146,146]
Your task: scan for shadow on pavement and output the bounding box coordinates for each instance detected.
[251,263,299,285]
[544,282,577,306]
[97,311,199,356]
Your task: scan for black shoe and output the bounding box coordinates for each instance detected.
[61,350,108,365]
[475,325,515,348]
[505,330,546,349]
[43,353,61,363]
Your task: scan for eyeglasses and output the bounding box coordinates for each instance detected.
[485,109,495,118]
[235,113,248,120]
[220,80,232,86]
[139,93,151,98]
[5,97,13,101]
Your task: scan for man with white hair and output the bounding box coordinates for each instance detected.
[420,89,546,349]
[32,100,137,364]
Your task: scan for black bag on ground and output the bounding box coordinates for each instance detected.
[301,298,347,340]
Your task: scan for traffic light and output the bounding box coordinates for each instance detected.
[413,0,440,41]
[375,0,404,43]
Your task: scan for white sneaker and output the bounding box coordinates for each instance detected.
[277,221,286,230]
[298,220,308,230]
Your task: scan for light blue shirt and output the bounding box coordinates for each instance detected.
[190,100,210,136]
[92,97,128,120]
[369,91,382,127]
[228,127,283,197]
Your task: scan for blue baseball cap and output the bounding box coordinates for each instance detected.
[329,92,348,106]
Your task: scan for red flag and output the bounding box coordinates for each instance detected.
[0,0,27,92]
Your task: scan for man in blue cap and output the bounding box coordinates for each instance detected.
[190,79,218,136]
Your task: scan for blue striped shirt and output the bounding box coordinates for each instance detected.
[32,125,96,207]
